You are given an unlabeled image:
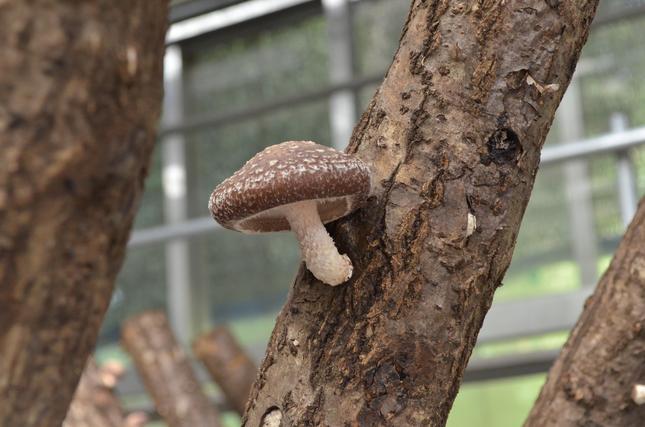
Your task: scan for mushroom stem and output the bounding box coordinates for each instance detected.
[283,200,352,286]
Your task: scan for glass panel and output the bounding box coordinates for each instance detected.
[579,15,645,133]
[636,145,645,195]
[499,165,577,300]
[182,12,329,116]
[499,154,628,300]
[358,83,379,112]
[576,13,645,213]
[596,0,645,23]
[185,100,331,218]
[195,230,299,326]
[352,0,410,77]
[132,146,164,229]
[98,244,167,345]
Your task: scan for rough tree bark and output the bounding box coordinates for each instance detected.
[244,1,599,426]
[122,311,222,427]
[0,2,168,426]
[525,198,645,427]
[193,326,258,415]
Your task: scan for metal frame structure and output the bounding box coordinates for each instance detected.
[170,0,249,22]
[131,130,644,252]
[116,0,644,396]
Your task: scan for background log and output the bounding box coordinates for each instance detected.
[63,358,125,427]
[122,311,222,427]
[525,198,645,426]
[193,326,258,415]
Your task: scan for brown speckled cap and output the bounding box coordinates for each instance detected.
[209,141,371,233]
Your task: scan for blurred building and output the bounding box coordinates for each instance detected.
[98,1,645,425]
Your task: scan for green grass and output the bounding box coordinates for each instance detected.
[448,374,546,427]
[145,413,240,427]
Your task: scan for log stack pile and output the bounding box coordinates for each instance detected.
[65,310,258,426]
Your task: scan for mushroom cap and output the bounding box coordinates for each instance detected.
[209,141,371,233]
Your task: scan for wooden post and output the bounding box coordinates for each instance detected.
[122,311,222,427]
[193,326,258,414]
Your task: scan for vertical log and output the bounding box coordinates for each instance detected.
[525,199,645,426]
[193,326,258,414]
[243,1,600,425]
[0,2,168,425]
[122,311,222,427]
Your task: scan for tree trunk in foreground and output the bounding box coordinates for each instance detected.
[0,2,168,425]
[122,311,222,427]
[194,326,258,415]
[244,1,599,425]
[525,198,645,427]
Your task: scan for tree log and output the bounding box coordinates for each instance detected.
[525,198,645,426]
[63,358,125,427]
[0,2,168,425]
[243,1,600,425]
[64,358,147,427]
[193,326,258,415]
[122,311,222,427]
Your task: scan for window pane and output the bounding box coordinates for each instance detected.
[195,231,299,324]
[98,244,167,345]
[132,147,164,229]
[185,100,331,218]
[182,12,329,116]
[352,0,410,77]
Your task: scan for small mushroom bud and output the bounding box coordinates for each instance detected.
[632,384,645,405]
[209,141,371,286]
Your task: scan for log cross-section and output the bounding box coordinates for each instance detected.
[243,1,600,426]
